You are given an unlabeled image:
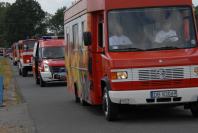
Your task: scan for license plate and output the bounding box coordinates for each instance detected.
[151,90,177,98]
[53,72,66,80]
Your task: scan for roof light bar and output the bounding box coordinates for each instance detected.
[42,36,64,40]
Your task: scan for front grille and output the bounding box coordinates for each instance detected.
[50,66,65,73]
[139,68,184,81]
[140,80,183,87]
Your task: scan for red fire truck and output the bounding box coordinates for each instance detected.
[32,37,66,87]
[18,39,36,77]
[64,0,198,121]
[12,42,19,65]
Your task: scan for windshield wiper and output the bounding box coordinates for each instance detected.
[147,46,180,51]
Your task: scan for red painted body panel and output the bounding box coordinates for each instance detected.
[105,0,192,10]
[87,0,192,12]
[107,48,198,69]
[111,79,198,91]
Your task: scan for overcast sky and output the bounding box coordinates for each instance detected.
[0,0,198,14]
[0,0,73,14]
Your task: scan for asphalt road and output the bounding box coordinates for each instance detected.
[13,66,198,133]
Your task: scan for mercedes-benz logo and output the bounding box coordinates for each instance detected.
[157,69,167,80]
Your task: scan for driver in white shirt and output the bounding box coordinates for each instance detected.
[109,23,133,46]
[154,21,179,44]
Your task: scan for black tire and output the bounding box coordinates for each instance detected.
[13,61,17,66]
[74,87,80,103]
[35,75,40,85]
[40,75,46,87]
[18,68,22,75]
[80,96,89,106]
[190,103,198,117]
[103,87,118,121]
[22,68,27,77]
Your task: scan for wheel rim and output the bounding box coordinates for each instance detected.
[40,76,43,85]
[103,90,109,116]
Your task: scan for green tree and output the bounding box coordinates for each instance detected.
[0,2,10,47]
[196,6,198,15]
[48,7,66,36]
[4,0,46,46]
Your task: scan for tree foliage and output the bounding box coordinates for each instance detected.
[4,0,46,46]
[48,7,66,36]
[0,2,10,47]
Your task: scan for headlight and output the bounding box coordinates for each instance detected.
[44,64,50,72]
[111,71,128,80]
[26,59,30,63]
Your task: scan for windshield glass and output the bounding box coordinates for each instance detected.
[24,40,36,50]
[42,46,65,59]
[108,7,197,51]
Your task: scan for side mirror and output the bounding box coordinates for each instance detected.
[83,32,92,46]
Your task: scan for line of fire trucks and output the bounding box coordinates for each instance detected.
[11,37,66,84]
[1,0,198,121]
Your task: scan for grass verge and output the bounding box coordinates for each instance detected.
[0,58,12,90]
[0,58,21,105]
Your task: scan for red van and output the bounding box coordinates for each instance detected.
[64,0,198,121]
[32,37,66,87]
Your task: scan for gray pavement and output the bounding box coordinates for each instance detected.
[14,66,198,133]
[0,104,35,133]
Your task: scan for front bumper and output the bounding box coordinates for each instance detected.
[40,72,66,83]
[109,87,198,105]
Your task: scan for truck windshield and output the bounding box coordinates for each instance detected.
[24,41,36,50]
[42,46,65,59]
[108,7,197,51]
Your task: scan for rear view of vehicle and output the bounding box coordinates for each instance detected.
[18,39,36,77]
[12,43,19,65]
[33,37,66,87]
[4,48,12,59]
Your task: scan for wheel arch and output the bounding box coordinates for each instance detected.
[101,76,111,96]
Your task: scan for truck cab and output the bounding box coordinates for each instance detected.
[32,37,66,87]
[18,39,36,77]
